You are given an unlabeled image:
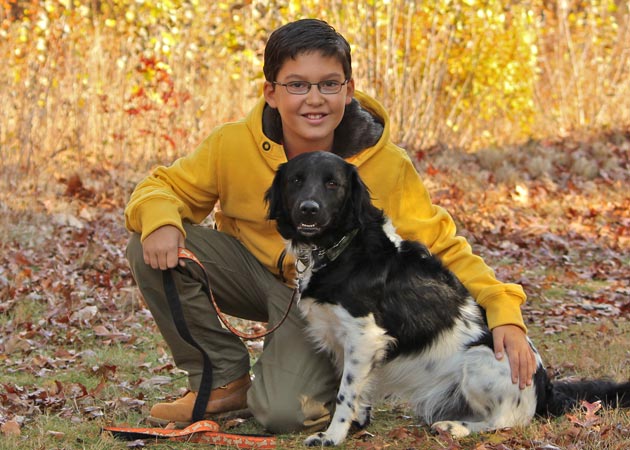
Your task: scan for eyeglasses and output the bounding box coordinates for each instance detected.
[272,79,348,95]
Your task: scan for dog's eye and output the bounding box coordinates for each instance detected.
[290,176,302,185]
[325,180,339,189]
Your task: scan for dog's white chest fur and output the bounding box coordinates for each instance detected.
[298,297,395,373]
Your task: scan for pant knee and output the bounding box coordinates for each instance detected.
[125,233,165,307]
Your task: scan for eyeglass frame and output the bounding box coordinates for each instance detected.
[271,79,349,95]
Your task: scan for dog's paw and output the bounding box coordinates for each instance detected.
[431,420,471,438]
[304,432,336,447]
[351,405,371,430]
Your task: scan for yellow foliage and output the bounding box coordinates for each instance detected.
[0,0,628,178]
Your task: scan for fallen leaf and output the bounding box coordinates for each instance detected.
[352,429,375,441]
[1,420,21,436]
[387,426,413,440]
[432,428,463,449]
[71,305,98,324]
[581,399,603,417]
[47,430,66,439]
[567,400,602,428]
[138,376,172,388]
[223,418,247,429]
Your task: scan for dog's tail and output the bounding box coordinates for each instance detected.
[538,374,630,416]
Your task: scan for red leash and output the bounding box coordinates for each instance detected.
[176,247,298,340]
[103,420,275,448]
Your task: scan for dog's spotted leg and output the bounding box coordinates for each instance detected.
[304,352,372,447]
[304,311,393,447]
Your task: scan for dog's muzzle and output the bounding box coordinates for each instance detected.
[300,200,319,216]
[294,200,325,236]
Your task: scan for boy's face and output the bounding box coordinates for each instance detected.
[264,51,354,158]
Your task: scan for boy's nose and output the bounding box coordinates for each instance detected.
[305,87,324,104]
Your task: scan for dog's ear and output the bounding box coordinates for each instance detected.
[265,163,295,239]
[265,163,286,221]
[346,163,383,227]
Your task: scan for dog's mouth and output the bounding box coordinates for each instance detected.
[297,223,321,236]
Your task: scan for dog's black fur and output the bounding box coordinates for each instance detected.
[265,151,630,446]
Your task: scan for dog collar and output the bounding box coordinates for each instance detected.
[293,229,359,291]
[314,228,359,265]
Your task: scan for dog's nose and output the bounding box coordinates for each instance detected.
[299,200,320,216]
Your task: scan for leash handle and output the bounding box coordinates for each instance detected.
[104,420,276,448]
[175,247,297,341]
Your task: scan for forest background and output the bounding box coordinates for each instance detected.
[0,1,629,449]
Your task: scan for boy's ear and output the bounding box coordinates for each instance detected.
[264,81,278,108]
[344,78,355,105]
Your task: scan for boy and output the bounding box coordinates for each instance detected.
[124,18,536,433]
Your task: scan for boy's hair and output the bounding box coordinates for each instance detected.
[263,19,352,82]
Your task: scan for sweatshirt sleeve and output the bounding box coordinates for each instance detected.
[124,132,221,241]
[389,157,527,332]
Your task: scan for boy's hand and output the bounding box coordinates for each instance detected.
[142,225,186,270]
[492,324,537,390]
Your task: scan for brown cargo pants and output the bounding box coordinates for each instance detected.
[126,223,337,433]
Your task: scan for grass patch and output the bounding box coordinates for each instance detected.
[531,320,630,380]
[2,319,628,449]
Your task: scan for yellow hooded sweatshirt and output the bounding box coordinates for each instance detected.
[124,91,527,331]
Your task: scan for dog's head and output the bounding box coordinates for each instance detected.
[265,151,382,245]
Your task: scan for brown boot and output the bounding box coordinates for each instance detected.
[148,373,251,427]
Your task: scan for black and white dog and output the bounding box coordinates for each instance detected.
[265,151,630,447]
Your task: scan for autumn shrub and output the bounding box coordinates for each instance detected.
[0,0,628,189]
[534,0,630,136]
